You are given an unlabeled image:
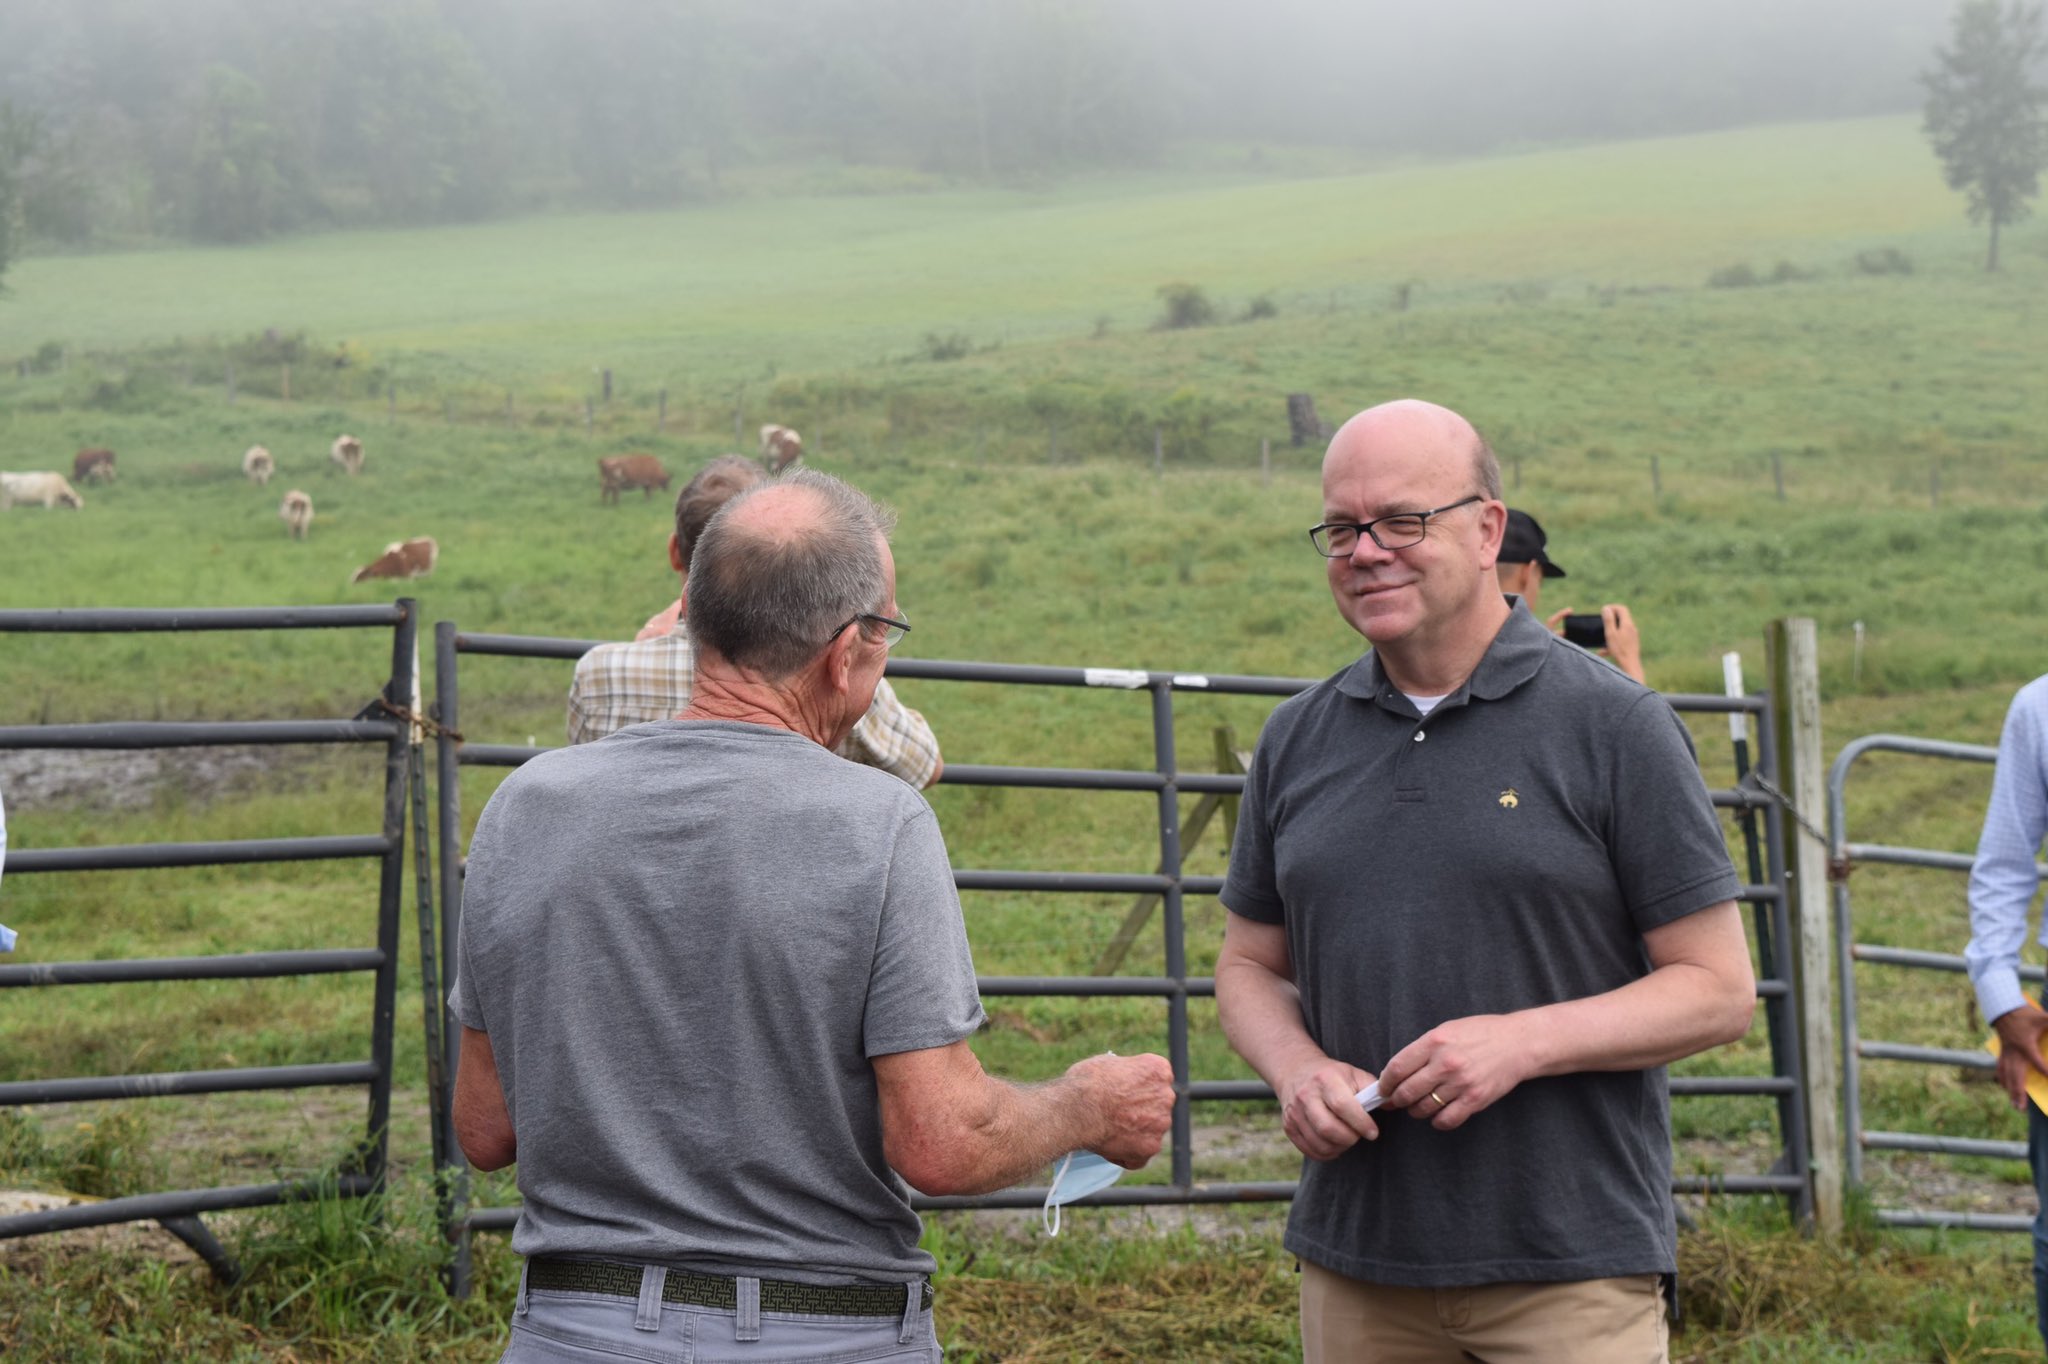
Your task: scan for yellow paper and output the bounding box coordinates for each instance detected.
[1983,1035,2048,1113]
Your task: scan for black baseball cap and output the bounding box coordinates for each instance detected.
[1499,509,1566,578]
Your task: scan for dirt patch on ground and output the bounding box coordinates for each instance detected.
[0,1190,201,1266]
[0,745,376,813]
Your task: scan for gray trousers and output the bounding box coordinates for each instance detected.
[499,1263,943,1363]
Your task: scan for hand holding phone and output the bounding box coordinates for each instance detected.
[1561,613,1607,650]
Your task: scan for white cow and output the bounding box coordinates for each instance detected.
[244,445,276,486]
[759,424,803,472]
[280,489,313,540]
[0,472,84,509]
[330,434,364,476]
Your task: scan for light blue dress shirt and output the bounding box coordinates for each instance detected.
[1967,675,2048,1025]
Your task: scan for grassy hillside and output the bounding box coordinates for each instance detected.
[2,115,2046,1359]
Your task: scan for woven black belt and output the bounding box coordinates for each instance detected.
[527,1257,934,1317]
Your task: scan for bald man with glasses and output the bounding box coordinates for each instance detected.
[1216,400,1754,1363]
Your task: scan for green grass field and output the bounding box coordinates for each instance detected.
[3,112,2047,1359]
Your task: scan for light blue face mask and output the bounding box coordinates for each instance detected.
[1041,1150,1124,1236]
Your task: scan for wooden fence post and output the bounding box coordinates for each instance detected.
[602,369,613,403]
[1768,616,1843,1236]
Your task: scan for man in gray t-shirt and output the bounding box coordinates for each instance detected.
[452,470,1175,1363]
[1216,400,1755,1364]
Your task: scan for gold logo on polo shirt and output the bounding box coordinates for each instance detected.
[1498,789,1520,809]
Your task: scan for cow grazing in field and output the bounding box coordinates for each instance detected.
[597,453,671,505]
[72,448,117,485]
[331,434,364,476]
[244,445,276,486]
[0,472,85,509]
[759,424,803,472]
[280,489,313,540]
[350,536,438,584]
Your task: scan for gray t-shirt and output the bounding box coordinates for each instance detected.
[1223,606,1742,1287]
[449,719,985,1282]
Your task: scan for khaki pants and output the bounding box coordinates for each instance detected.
[1299,1259,1669,1364]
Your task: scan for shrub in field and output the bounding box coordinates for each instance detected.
[1855,246,1915,275]
[1768,260,1817,283]
[1240,293,1278,321]
[920,331,973,362]
[1708,262,1760,288]
[1154,280,1216,330]
[49,1110,161,1198]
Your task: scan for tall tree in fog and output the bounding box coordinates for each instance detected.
[0,103,41,290]
[1923,0,2048,270]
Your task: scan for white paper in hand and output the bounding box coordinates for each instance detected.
[1355,1080,1383,1112]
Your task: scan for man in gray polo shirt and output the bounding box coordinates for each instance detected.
[1216,399,1755,1363]
[452,469,1175,1362]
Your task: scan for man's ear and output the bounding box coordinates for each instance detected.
[668,533,685,574]
[1476,501,1508,571]
[823,625,858,696]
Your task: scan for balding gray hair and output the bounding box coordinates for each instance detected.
[1473,432,1503,502]
[687,468,898,681]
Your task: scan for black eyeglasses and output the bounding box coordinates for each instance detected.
[827,611,911,651]
[1308,495,1485,558]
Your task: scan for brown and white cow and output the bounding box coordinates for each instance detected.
[331,434,364,477]
[73,448,117,485]
[280,489,313,540]
[244,445,276,486]
[759,424,803,473]
[597,453,671,505]
[350,536,437,584]
[0,472,85,509]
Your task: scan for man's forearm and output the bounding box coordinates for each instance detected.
[1513,959,1755,1077]
[1216,956,1331,1098]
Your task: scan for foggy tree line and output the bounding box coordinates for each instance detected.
[0,0,1963,249]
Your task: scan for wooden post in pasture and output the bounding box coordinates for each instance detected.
[1767,616,1844,1237]
[281,363,291,402]
[602,369,613,403]
[1772,450,1785,502]
[1260,437,1271,488]
[657,389,668,433]
[225,362,236,405]
[1153,425,1163,476]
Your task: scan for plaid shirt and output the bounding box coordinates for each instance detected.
[565,622,943,789]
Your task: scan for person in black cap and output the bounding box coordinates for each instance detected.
[1495,508,1645,684]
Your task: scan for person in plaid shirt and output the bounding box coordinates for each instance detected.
[567,457,942,788]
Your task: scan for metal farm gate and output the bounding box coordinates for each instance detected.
[428,627,1813,1293]
[1830,734,2042,1232]
[0,604,421,1282]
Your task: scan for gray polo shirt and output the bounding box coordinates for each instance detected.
[1224,606,1741,1287]
[450,720,985,1283]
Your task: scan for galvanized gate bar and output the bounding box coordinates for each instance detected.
[430,630,1809,1274]
[5,834,393,873]
[0,605,406,633]
[0,949,384,987]
[0,720,399,748]
[0,601,417,1280]
[0,1062,381,1105]
[1827,732,2023,1221]
[0,1174,382,1238]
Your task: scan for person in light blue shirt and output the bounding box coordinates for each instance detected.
[1964,673,2048,1348]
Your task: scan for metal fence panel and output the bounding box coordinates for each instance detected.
[0,602,418,1283]
[428,629,1810,1285]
